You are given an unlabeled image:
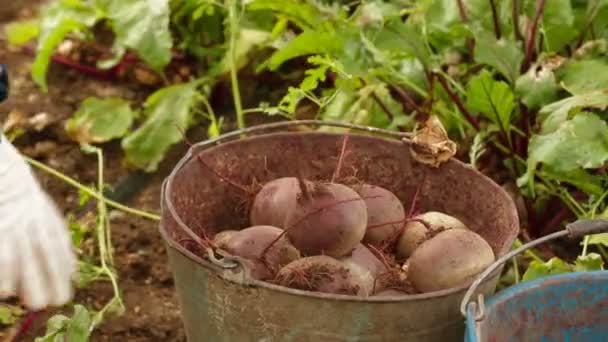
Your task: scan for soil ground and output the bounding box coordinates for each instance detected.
[0,1,189,340]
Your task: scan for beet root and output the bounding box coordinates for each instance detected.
[353,184,405,246]
[339,244,388,295]
[396,211,468,259]
[341,244,388,277]
[407,229,495,292]
[275,255,374,296]
[250,177,300,228]
[285,181,368,257]
[220,225,301,280]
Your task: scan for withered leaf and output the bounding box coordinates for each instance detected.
[408,116,457,167]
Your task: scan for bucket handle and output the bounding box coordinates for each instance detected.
[460,218,608,319]
[180,120,414,150]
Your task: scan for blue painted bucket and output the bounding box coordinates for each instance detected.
[462,219,608,342]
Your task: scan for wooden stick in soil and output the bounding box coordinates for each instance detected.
[174,124,253,195]
[521,0,546,72]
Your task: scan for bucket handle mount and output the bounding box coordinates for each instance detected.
[460,218,608,320]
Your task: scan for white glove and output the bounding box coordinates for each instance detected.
[0,135,76,310]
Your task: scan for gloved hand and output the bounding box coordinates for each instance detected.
[0,135,77,310]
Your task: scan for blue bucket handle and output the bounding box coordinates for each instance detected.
[460,218,608,320]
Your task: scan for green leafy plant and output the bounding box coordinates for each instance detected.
[12,144,160,340]
[0,305,25,326]
[250,0,608,281]
[7,2,608,331]
[121,80,200,171]
[34,146,125,341]
[35,305,93,342]
[65,97,136,144]
[29,0,173,91]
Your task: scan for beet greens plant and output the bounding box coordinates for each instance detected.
[4,0,608,337]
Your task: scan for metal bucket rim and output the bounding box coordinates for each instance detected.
[161,121,518,302]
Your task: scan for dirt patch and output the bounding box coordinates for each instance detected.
[0,1,188,340]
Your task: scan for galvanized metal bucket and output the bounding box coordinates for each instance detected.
[462,219,608,342]
[159,120,520,341]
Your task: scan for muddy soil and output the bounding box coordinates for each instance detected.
[0,1,189,340]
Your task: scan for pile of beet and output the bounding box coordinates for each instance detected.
[208,173,496,297]
[174,127,498,297]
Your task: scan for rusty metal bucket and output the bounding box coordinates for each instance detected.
[159,120,519,341]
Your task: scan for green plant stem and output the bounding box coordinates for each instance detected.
[387,82,425,115]
[590,189,608,218]
[242,107,267,114]
[370,92,396,120]
[513,239,545,263]
[91,147,124,327]
[543,182,584,218]
[512,0,523,41]
[96,148,113,265]
[511,125,526,137]
[576,0,604,47]
[561,189,585,216]
[195,93,222,133]
[360,79,396,120]
[492,140,584,219]
[228,0,245,130]
[581,189,608,257]
[492,139,530,180]
[492,140,526,164]
[521,0,546,72]
[456,0,468,21]
[386,70,429,98]
[512,257,520,283]
[489,0,501,39]
[480,82,514,152]
[435,72,479,130]
[582,236,590,257]
[24,157,161,221]
[198,93,218,121]
[436,69,466,95]
[598,245,608,261]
